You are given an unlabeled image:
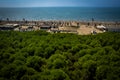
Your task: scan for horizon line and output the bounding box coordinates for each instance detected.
[0,6,120,8]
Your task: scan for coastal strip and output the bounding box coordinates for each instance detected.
[0,20,120,35]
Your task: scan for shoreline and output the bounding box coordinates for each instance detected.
[1,20,120,24]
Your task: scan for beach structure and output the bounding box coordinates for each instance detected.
[50,28,60,33]
[40,25,51,30]
[0,24,19,31]
[96,25,106,31]
[19,26,35,31]
[96,25,106,29]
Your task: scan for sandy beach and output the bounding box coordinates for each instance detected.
[0,20,120,35]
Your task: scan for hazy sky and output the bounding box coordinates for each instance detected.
[0,0,120,7]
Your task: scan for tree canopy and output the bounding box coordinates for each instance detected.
[0,31,120,80]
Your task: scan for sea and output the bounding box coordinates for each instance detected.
[0,7,120,21]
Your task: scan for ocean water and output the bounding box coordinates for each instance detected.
[0,7,120,21]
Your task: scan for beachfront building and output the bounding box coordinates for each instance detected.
[40,25,51,30]
[19,26,35,31]
[0,24,19,31]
